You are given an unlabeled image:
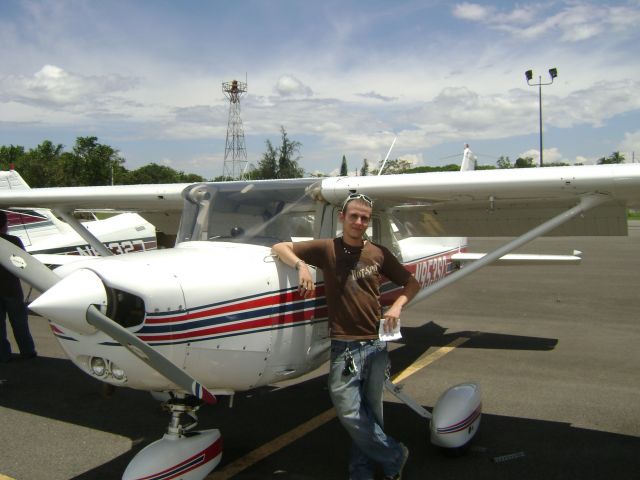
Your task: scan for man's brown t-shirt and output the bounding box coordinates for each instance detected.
[293,238,411,340]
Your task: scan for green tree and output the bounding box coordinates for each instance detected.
[0,145,26,170]
[496,155,512,169]
[514,156,535,168]
[125,163,204,184]
[252,127,303,179]
[597,151,625,164]
[277,126,303,178]
[542,162,570,167]
[407,164,463,173]
[18,140,65,187]
[340,155,348,176]
[372,158,412,175]
[360,158,369,176]
[1,138,209,186]
[253,139,278,179]
[71,136,125,186]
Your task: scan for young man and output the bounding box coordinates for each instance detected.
[272,193,420,480]
[0,211,37,362]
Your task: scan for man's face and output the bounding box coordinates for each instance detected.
[339,200,372,242]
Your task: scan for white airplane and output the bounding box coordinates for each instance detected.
[1,163,639,480]
[0,169,158,261]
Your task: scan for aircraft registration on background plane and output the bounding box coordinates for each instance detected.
[0,169,157,262]
[0,163,639,479]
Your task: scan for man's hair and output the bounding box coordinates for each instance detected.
[0,210,7,229]
[341,193,373,213]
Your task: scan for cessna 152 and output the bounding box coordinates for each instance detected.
[0,169,157,260]
[1,163,639,479]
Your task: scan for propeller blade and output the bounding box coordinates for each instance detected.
[86,305,217,405]
[0,236,59,292]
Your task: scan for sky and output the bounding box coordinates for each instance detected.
[1,0,639,179]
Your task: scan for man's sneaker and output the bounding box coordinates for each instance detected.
[384,443,409,480]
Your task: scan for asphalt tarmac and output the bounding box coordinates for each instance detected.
[1,224,638,480]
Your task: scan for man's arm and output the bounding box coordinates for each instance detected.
[383,275,420,333]
[271,242,315,298]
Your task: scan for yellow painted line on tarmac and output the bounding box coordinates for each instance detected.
[391,336,471,384]
[0,474,17,480]
[208,336,469,479]
[207,408,336,480]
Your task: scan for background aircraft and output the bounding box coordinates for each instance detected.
[0,170,157,261]
[0,163,638,479]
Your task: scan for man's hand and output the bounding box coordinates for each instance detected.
[271,242,315,299]
[298,264,315,298]
[383,305,402,333]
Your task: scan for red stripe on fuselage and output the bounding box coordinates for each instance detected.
[146,285,327,325]
[380,247,463,305]
[139,306,328,342]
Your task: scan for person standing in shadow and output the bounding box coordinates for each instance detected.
[0,210,37,363]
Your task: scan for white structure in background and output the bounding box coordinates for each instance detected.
[461,143,477,171]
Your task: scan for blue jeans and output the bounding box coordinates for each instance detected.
[0,296,36,361]
[329,339,404,479]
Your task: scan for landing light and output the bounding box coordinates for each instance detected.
[111,363,127,381]
[90,357,107,377]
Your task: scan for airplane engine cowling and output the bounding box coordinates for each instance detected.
[29,268,106,335]
[430,382,481,449]
[123,429,222,480]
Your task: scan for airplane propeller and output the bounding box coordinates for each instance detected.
[0,237,216,405]
[0,236,59,292]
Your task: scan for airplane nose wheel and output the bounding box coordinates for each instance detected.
[123,394,223,480]
[163,394,201,435]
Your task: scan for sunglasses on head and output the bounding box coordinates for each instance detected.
[341,193,373,212]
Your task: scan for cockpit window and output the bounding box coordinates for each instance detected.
[177,179,318,247]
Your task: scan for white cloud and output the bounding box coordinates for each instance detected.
[274,75,313,97]
[397,153,424,167]
[518,147,598,166]
[356,91,398,102]
[455,2,640,43]
[553,80,640,128]
[575,155,594,165]
[452,3,491,21]
[0,65,138,110]
[618,130,640,162]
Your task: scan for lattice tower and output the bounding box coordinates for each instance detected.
[222,80,248,179]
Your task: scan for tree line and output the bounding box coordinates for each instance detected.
[0,136,206,187]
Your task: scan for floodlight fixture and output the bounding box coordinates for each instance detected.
[524,68,558,166]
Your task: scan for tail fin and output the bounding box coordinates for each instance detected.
[460,146,476,171]
[0,169,58,247]
[0,169,31,191]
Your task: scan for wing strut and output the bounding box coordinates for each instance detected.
[409,193,609,306]
[54,209,113,257]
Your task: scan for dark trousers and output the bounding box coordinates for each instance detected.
[0,296,36,361]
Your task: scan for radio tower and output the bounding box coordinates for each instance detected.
[222,79,248,179]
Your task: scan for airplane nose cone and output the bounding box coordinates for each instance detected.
[29,268,108,335]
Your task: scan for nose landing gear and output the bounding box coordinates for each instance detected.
[123,394,223,480]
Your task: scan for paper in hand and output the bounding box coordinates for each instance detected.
[378,318,402,341]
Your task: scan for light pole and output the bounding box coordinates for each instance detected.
[525,67,557,167]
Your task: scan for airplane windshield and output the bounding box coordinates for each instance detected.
[177,179,318,247]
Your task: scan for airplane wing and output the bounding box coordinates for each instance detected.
[315,164,640,236]
[313,163,640,304]
[2,164,639,240]
[0,182,191,236]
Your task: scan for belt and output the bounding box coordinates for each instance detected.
[332,339,376,347]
